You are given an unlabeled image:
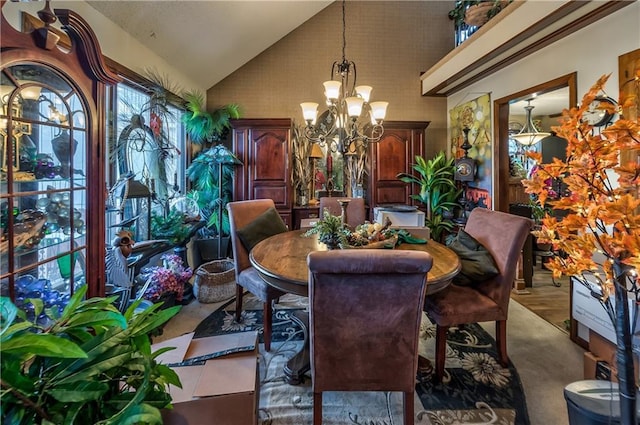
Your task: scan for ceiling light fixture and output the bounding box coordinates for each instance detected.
[299,0,388,154]
[512,99,550,146]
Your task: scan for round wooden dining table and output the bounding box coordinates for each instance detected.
[249,229,461,384]
[250,229,461,297]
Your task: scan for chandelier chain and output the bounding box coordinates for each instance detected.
[341,0,347,63]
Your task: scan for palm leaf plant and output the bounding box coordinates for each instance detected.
[182,92,242,262]
[186,145,239,238]
[182,92,242,237]
[397,151,462,241]
[181,91,241,144]
[0,286,181,424]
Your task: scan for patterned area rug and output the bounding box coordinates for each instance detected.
[194,295,530,425]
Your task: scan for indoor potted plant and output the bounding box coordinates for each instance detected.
[303,208,349,249]
[140,252,193,307]
[182,92,242,265]
[0,286,181,424]
[397,151,462,242]
[523,74,639,424]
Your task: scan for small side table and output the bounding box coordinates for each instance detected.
[292,206,320,230]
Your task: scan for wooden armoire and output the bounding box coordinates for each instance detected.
[231,119,429,229]
[231,119,293,228]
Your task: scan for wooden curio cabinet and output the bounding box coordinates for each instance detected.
[368,121,429,212]
[232,119,293,228]
[1,4,119,319]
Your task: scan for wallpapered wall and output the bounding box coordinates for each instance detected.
[206,1,454,160]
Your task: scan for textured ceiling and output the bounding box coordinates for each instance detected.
[86,0,332,89]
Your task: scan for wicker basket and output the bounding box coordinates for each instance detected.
[465,2,506,27]
[194,259,236,303]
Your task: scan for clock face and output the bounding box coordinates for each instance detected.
[583,96,616,127]
[455,158,475,181]
[456,162,472,176]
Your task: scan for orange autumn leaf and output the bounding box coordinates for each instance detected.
[522,74,639,302]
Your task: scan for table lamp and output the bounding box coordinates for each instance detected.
[309,143,324,206]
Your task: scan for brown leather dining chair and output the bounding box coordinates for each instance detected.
[227,199,288,351]
[318,196,366,229]
[307,249,433,425]
[423,208,532,382]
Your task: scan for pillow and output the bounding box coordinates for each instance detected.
[447,229,499,286]
[236,207,288,252]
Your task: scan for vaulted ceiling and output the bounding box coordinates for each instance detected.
[86,0,333,89]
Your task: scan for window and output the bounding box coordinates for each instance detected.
[106,80,186,243]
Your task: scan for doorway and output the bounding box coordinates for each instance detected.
[493,73,579,340]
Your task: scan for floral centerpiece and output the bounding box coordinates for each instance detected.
[141,253,193,304]
[303,209,397,249]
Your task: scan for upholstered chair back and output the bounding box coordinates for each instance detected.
[463,208,532,318]
[227,199,276,275]
[307,249,432,393]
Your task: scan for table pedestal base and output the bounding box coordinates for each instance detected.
[283,310,311,385]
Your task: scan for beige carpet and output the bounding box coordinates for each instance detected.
[158,292,585,425]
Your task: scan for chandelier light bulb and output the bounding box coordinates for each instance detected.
[300,102,319,124]
[323,80,341,102]
[345,96,364,117]
[355,85,372,102]
[369,101,388,122]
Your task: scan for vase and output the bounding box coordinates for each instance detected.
[51,129,78,178]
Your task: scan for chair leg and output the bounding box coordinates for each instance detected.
[403,391,414,425]
[435,325,449,383]
[235,284,243,322]
[496,320,509,367]
[313,392,322,425]
[263,296,273,351]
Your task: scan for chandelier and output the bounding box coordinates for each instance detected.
[300,0,388,154]
[512,99,550,147]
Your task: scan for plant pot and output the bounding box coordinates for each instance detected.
[194,237,230,267]
[464,2,495,27]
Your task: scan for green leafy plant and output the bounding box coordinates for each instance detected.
[181,92,241,144]
[397,151,462,241]
[0,286,181,424]
[303,209,350,248]
[181,92,242,239]
[151,207,194,245]
[186,145,241,238]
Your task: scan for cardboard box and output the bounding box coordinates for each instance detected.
[300,218,319,230]
[571,276,640,351]
[588,329,639,383]
[152,331,259,425]
[373,208,425,227]
[583,351,599,380]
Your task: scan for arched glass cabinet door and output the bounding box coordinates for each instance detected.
[0,63,88,323]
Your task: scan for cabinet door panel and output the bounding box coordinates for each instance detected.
[372,130,412,206]
[233,119,292,218]
[369,122,428,209]
[251,130,288,181]
[376,131,411,180]
[253,186,287,205]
